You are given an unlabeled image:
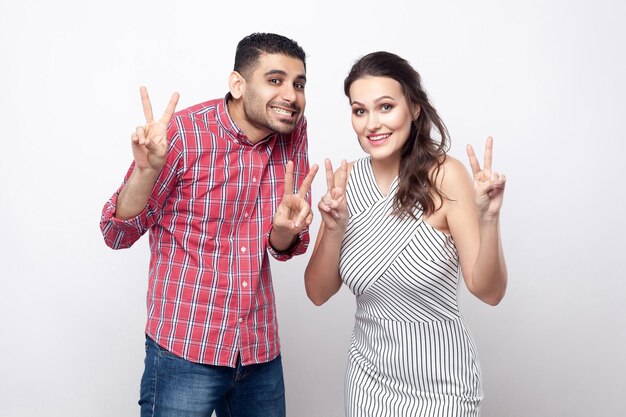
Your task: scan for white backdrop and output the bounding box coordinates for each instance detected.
[1,1,625,416]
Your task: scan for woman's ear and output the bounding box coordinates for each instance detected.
[412,105,421,120]
[229,71,245,99]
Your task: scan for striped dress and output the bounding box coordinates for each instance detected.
[340,157,483,417]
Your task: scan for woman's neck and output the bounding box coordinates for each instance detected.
[370,156,400,196]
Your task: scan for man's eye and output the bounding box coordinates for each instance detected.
[294,82,305,90]
[269,79,281,84]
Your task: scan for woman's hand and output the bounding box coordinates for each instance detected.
[318,159,349,232]
[466,136,506,218]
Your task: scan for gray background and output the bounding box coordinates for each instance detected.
[1,0,625,416]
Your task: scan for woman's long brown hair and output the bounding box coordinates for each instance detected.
[344,51,450,218]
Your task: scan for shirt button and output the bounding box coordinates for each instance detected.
[238,318,243,323]
[240,246,247,253]
[244,212,249,218]
[242,281,248,288]
[252,177,257,183]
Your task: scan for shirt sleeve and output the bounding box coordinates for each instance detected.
[266,117,311,261]
[99,122,183,249]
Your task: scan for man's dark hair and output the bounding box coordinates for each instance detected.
[234,33,306,78]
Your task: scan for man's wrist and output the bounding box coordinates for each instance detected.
[269,227,300,252]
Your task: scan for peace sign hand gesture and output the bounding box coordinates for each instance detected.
[318,159,349,232]
[466,136,506,217]
[131,86,179,173]
[271,161,320,244]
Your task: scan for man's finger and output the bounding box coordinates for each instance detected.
[283,161,294,196]
[294,203,311,229]
[159,92,180,125]
[298,164,319,198]
[140,86,154,122]
[136,126,147,145]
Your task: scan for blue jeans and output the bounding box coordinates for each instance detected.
[139,336,286,417]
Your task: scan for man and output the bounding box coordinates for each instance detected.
[100,33,318,417]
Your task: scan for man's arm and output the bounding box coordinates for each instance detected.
[100,87,180,249]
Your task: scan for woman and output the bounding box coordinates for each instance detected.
[304,51,507,416]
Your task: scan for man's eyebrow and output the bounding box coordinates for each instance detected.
[264,69,287,77]
[264,69,307,83]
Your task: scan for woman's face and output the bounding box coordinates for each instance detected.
[348,76,418,166]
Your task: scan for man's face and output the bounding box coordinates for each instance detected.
[238,53,306,141]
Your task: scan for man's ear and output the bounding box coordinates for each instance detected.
[229,71,245,99]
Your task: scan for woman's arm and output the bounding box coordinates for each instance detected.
[441,138,508,305]
[304,159,350,305]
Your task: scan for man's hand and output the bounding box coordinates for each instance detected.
[270,161,319,251]
[131,86,179,173]
[115,87,179,220]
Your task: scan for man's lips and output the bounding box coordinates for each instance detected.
[271,106,297,118]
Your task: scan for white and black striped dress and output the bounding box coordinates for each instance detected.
[340,157,483,417]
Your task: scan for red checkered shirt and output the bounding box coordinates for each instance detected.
[100,96,310,367]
